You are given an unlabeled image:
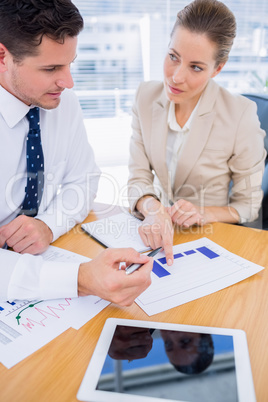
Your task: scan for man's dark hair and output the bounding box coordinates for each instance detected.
[0,0,84,62]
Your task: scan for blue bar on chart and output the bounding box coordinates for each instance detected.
[0,306,4,311]
[152,261,171,278]
[196,246,219,259]
[7,301,16,306]
[184,250,196,256]
[157,247,218,268]
[158,256,167,264]
[174,253,184,259]
[158,253,184,265]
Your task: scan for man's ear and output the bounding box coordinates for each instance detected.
[0,43,9,72]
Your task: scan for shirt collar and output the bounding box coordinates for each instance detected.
[168,99,200,132]
[0,85,31,128]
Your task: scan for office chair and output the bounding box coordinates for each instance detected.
[243,93,268,229]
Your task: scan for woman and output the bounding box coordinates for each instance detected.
[127,0,266,265]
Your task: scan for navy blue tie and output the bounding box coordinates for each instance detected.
[20,107,44,217]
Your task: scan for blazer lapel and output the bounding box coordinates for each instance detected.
[150,90,172,199]
[173,79,219,192]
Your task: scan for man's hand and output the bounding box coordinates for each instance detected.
[137,196,174,266]
[78,248,153,306]
[0,215,53,254]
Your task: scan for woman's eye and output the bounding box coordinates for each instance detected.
[169,53,177,61]
[192,65,203,72]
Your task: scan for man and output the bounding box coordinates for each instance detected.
[0,0,152,305]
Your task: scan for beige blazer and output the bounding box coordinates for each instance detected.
[128,79,266,222]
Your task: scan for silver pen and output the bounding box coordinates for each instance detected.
[125,247,162,275]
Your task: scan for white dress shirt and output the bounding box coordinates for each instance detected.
[155,100,199,205]
[0,86,100,301]
[166,101,199,188]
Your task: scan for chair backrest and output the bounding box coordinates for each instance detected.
[243,93,268,227]
[242,93,268,154]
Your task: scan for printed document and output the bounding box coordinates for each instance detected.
[0,246,110,369]
[136,237,264,316]
[81,212,150,252]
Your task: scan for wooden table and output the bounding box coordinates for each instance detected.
[0,203,267,401]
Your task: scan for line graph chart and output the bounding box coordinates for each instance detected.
[18,299,72,332]
[0,298,73,345]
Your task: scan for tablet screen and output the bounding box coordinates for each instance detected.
[96,325,238,401]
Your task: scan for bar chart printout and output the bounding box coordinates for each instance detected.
[135,237,264,316]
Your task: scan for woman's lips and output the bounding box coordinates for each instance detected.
[168,85,184,95]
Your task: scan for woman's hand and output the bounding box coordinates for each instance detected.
[136,196,174,265]
[167,199,205,228]
[167,199,240,227]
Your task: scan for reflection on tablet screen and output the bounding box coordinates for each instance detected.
[96,325,238,402]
